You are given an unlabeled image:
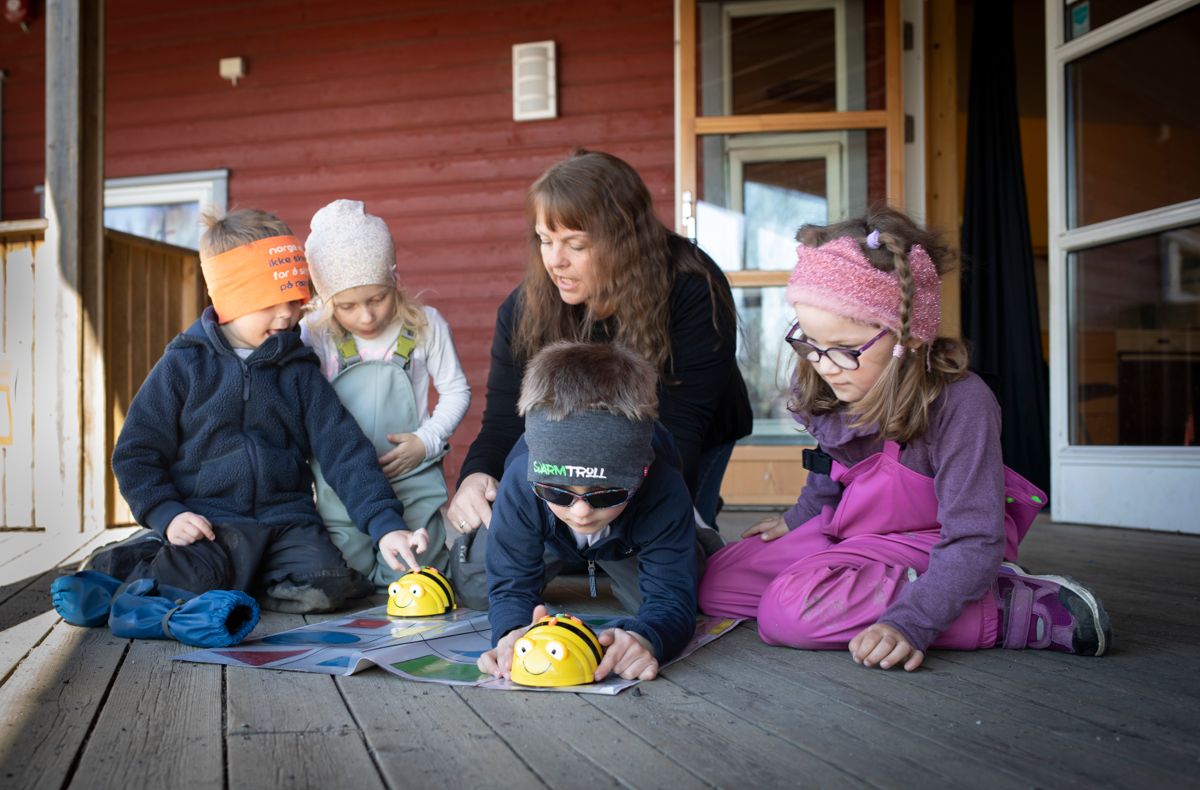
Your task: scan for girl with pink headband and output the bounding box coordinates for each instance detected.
[699,207,1111,670]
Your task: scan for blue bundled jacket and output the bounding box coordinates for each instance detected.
[112,307,408,543]
[485,426,698,662]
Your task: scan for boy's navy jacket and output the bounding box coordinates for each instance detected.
[485,426,698,663]
[112,306,408,543]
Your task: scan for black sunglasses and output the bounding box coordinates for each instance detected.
[530,482,637,510]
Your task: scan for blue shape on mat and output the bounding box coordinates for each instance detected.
[318,655,352,668]
[263,630,361,646]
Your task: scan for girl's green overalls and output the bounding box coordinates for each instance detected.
[310,326,450,588]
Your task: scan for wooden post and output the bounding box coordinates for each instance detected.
[925,0,960,338]
[42,0,105,536]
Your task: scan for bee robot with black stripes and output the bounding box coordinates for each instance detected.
[387,566,456,616]
[510,613,605,687]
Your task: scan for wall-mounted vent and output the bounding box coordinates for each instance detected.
[512,41,557,121]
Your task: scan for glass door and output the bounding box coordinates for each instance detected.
[678,0,907,505]
[1048,0,1200,530]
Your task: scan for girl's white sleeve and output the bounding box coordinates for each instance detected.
[299,319,339,381]
[414,307,471,459]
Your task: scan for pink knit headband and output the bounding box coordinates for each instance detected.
[785,235,941,343]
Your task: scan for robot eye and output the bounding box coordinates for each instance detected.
[546,641,566,661]
[388,582,402,597]
[515,639,533,657]
[409,584,423,597]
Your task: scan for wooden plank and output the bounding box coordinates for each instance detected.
[68,639,223,790]
[580,672,861,787]
[3,243,36,527]
[226,732,384,790]
[224,611,359,734]
[0,624,128,790]
[695,109,890,135]
[703,626,1196,785]
[334,673,541,787]
[663,629,1029,787]
[0,528,138,683]
[225,609,384,787]
[459,684,716,788]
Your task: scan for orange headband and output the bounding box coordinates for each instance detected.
[201,236,311,324]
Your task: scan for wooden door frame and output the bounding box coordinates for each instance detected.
[674,0,907,505]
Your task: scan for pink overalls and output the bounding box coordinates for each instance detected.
[698,441,1045,650]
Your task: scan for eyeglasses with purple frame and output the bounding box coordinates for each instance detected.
[784,322,891,371]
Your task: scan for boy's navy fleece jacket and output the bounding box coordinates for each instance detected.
[112,307,408,543]
[485,428,698,662]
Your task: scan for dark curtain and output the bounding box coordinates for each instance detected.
[960,0,1050,494]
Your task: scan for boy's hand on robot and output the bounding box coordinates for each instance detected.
[380,433,426,478]
[378,527,430,573]
[595,628,659,681]
[849,623,925,671]
[742,515,789,542]
[165,512,216,546]
[478,604,550,679]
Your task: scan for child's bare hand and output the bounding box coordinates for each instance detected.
[477,604,548,679]
[380,433,425,478]
[378,527,429,573]
[165,512,215,546]
[741,514,789,542]
[594,628,659,681]
[849,623,925,671]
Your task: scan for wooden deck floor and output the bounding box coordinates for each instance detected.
[2,515,1198,789]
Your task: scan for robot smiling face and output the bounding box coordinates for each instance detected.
[510,613,605,687]
[387,567,456,617]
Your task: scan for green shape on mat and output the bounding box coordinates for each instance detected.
[392,654,489,683]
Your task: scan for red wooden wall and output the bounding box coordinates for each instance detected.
[0,0,678,485]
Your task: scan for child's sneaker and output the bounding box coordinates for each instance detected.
[997,561,1112,656]
[50,570,123,627]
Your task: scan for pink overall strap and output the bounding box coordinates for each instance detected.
[882,440,902,460]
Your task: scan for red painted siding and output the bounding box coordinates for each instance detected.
[1,0,678,484]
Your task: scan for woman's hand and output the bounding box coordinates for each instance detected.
[741,514,789,542]
[380,433,425,478]
[447,472,499,533]
[849,623,925,671]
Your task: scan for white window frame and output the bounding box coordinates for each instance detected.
[1046,0,1200,531]
[38,169,228,249]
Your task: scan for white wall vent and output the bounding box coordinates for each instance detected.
[512,41,557,121]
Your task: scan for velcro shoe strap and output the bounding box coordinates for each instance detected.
[1004,583,1034,649]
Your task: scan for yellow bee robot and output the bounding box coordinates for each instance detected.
[387,567,455,617]
[510,613,605,687]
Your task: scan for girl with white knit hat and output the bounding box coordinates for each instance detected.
[302,199,470,586]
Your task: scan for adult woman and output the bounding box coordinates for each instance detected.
[448,150,752,533]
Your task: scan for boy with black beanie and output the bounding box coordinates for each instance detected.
[468,341,701,682]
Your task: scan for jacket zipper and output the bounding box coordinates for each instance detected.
[587,560,597,598]
[241,360,251,401]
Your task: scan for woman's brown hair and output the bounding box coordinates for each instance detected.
[789,206,969,443]
[513,149,734,374]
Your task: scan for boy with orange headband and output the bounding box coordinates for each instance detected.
[65,209,426,618]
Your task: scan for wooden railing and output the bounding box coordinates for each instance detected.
[0,222,203,530]
[104,230,205,525]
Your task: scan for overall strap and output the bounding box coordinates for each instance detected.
[882,440,903,460]
[389,324,418,370]
[334,335,362,373]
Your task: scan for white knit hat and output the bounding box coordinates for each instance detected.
[305,199,396,299]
